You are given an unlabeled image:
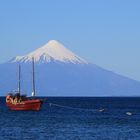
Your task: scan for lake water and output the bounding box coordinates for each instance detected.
[0,97,140,140]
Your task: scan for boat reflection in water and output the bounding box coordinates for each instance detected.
[6,58,43,111]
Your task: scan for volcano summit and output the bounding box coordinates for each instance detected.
[11,40,87,64]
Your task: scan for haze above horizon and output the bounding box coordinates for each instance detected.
[0,0,140,81]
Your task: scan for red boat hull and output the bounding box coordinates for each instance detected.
[6,99,43,111]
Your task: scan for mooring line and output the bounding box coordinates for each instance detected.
[48,103,133,115]
[49,103,105,112]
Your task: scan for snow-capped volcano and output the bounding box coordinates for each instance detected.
[1,40,140,96]
[11,40,88,64]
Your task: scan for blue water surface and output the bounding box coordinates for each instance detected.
[0,97,140,140]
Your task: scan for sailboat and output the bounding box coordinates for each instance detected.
[6,58,43,111]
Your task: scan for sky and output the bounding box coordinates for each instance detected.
[0,0,140,81]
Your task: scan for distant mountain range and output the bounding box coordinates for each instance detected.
[0,40,140,96]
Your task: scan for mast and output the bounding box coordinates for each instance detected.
[18,65,21,95]
[32,57,36,96]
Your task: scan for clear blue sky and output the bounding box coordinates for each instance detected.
[0,0,140,80]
